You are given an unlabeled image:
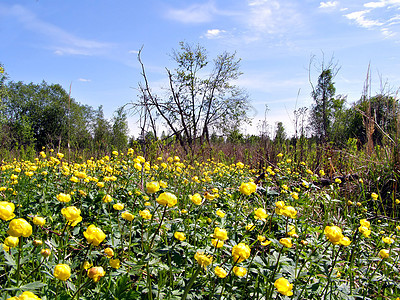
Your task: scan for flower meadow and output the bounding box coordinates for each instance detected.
[0,150,399,299]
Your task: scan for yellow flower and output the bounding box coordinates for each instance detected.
[121,211,134,221]
[83,224,106,246]
[216,209,225,218]
[371,192,379,200]
[279,238,293,248]
[104,247,114,258]
[75,171,87,179]
[214,266,228,278]
[339,236,352,246]
[245,223,255,231]
[288,225,297,237]
[113,203,124,210]
[61,206,82,226]
[211,238,224,248]
[53,264,71,281]
[160,180,168,188]
[4,236,19,248]
[254,208,268,220]
[204,192,218,200]
[33,216,46,226]
[40,248,51,257]
[233,266,247,277]
[236,161,245,168]
[156,192,177,207]
[275,201,286,215]
[274,277,294,296]
[382,236,394,244]
[379,249,389,259]
[189,193,202,205]
[358,226,371,238]
[174,231,186,241]
[239,182,257,195]
[110,258,121,269]
[139,209,152,220]
[257,235,266,242]
[232,243,251,263]
[7,218,32,238]
[146,181,160,194]
[360,219,370,228]
[194,251,213,269]
[87,266,106,282]
[83,261,92,269]
[56,193,71,202]
[12,291,42,300]
[0,201,16,221]
[261,240,272,246]
[324,226,344,245]
[102,194,113,203]
[97,181,105,188]
[213,227,228,241]
[282,206,297,219]
[70,176,79,183]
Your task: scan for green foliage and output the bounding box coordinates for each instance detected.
[0,149,399,299]
[112,107,129,151]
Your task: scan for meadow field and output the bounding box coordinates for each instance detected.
[0,146,399,299]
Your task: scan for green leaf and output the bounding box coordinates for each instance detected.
[3,251,16,268]
[20,281,47,291]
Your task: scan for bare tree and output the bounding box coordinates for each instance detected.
[130,42,251,154]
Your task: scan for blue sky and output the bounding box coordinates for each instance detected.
[1,0,400,137]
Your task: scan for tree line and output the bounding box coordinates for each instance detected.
[0,63,130,155]
[1,43,399,157]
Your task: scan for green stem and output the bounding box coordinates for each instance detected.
[320,245,341,298]
[267,246,283,298]
[70,279,91,300]
[146,263,154,300]
[148,205,167,252]
[16,237,23,286]
[181,266,201,300]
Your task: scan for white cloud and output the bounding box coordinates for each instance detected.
[364,1,386,8]
[78,78,91,82]
[319,1,339,9]
[345,10,383,28]
[242,0,304,40]
[2,4,111,56]
[128,50,139,54]
[165,2,216,23]
[204,29,226,39]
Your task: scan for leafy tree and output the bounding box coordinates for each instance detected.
[1,80,94,150]
[134,42,251,153]
[347,94,399,146]
[308,55,341,143]
[309,68,336,143]
[274,122,287,145]
[112,106,129,151]
[93,105,112,152]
